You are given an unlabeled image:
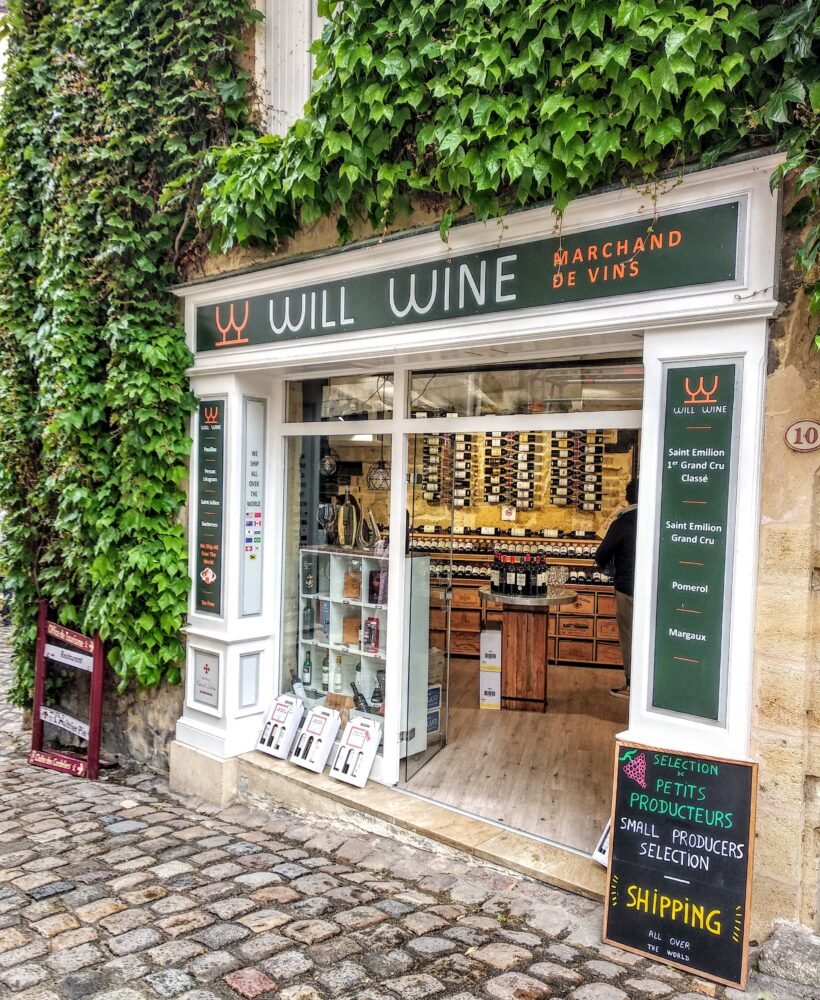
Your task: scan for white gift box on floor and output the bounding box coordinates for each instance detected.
[290,706,341,773]
[480,629,502,669]
[329,717,382,788]
[479,669,501,710]
[256,694,304,759]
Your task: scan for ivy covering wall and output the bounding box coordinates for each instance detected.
[0,0,258,702]
[203,0,819,322]
[0,0,817,707]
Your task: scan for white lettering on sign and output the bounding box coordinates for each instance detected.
[785,419,820,453]
[269,286,355,336]
[388,256,520,320]
[44,643,93,672]
[40,706,89,740]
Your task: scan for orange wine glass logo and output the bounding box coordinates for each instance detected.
[214,300,250,347]
[683,375,719,405]
[203,406,220,426]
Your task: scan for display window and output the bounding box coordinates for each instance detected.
[287,373,393,422]
[281,431,393,752]
[409,361,643,418]
[278,361,644,852]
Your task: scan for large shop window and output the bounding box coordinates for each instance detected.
[281,431,392,744]
[287,374,394,423]
[410,362,644,418]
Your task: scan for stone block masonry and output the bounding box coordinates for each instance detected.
[0,628,817,998]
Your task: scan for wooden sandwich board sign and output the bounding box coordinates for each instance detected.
[603,741,757,989]
[28,600,105,780]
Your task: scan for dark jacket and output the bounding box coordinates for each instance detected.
[595,506,637,597]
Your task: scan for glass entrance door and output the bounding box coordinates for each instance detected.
[400,433,455,782]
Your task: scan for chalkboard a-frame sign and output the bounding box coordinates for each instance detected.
[603,742,757,989]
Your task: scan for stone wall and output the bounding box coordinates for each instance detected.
[56,668,183,774]
[751,191,820,938]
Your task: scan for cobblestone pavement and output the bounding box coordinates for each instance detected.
[0,628,811,1000]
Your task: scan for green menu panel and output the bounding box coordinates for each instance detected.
[653,365,738,720]
[195,399,225,615]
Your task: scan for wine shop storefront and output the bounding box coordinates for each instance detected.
[170,155,781,908]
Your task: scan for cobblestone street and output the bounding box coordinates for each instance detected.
[0,629,812,1000]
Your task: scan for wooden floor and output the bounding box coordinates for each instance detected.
[405,657,628,854]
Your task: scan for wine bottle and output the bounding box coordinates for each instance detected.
[504,556,517,596]
[321,653,329,692]
[302,650,312,686]
[302,600,314,639]
[290,669,306,700]
[351,682,370,713]
[333,655,343,693]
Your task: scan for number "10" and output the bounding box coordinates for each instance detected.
[785,420,820,452]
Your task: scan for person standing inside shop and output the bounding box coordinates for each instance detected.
[595,479,638,699]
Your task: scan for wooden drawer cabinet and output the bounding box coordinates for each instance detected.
[452,587,482,609]
[597,593,617,616]
[558,638,594,662]
[431,577,622,670]
[596,617,620,640]
[596,641,623,665]
[451,609,480,632]
[564,591,595,615]
[429,609,447,631]
[558,616,594,639]
[450,630,480,655]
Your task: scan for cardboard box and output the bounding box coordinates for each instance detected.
[480,630,502,669]
[329,717,382,788]
[257,694,304,759]
[479,669,501,710]
[342,616,360,645]
[290,706,341,773]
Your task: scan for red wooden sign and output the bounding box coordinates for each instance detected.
[28,601,105,780]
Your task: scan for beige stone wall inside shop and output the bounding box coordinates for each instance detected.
[407,434,636,535]
[751,194,820,939]
[329,440,392,533]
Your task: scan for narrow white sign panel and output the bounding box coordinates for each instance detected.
[241,398,266,616]
[44,643,93,673]
[40,706,89,740]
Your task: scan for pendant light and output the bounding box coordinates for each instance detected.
[366,375,391,491]
[366,438,391,491]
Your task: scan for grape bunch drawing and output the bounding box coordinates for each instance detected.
[621,750,647,789]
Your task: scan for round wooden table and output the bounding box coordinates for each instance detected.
[479,588,578,712]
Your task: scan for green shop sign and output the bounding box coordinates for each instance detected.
[196,202,740,352]
[195,399,225,616]
[652,364,738,720]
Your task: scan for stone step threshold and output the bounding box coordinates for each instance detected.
[235,748,606,902]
